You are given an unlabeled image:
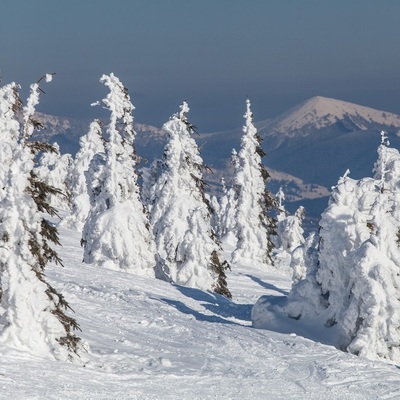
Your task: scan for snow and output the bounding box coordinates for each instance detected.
[1,220,400,399]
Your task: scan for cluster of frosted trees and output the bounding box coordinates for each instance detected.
[254,131,400,363]
[62,78,287,299]
[6,71,395,366]
[0,73,291,362]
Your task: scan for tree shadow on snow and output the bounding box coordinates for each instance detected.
[159,297,243,325]
[171,285,253,323]
[244,274,289,296]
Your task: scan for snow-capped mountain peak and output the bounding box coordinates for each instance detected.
[268,96,400,136]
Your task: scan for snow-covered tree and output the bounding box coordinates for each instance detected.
[0,83,21,194]
[231,99,277,266]
[82,73,155,276]
[147,102,231,297]
[0,76,83,361]
[274,188,287,247]
[141,158,163,208]
[273,187,306,275]
[276,186,285,210]
[283,133,400,362]
[274,189,305,252]
[35,142,72,210]
[289,230,318,285]
[63,120,105,230]
[213,177,237,241]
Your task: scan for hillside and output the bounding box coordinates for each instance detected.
[1,218,400,399]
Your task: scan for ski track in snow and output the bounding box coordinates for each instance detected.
[1,226,400,399]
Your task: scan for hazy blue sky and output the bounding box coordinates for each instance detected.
[2,0,400,131]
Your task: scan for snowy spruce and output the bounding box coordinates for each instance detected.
[144,101,231,297]
[81,73,155,276]
[63,120,105,230]
[0,76,84,361]
[231,99,277,267]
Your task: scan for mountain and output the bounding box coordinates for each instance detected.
[266,96,400,139]
[260,97,400,201]
[34,96,400,224]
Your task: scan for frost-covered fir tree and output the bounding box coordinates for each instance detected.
[82,74,155,276]
[0,76,83,361]
[35,142,72,210]
[274,187,305,274]
[147,102,231,297]
[216,154,238,244]
[289,230,318,286]
[209,192,221,236]
[0,82,20,194]
[275,187,305,252]
[141,158,163,208]
[231,99,277,266]
[282,132,400,362]
[274,187,287,249]
[63,120,105,230]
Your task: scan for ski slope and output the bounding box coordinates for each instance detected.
[0,223,400,399]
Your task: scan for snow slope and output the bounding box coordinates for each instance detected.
[1,221,400,399]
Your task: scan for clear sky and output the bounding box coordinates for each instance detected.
[2,0,400,131]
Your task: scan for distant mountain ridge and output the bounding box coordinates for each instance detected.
[256,96,400,186]
[266,96,400,137]
[34,112,168,156]
[33,97,400,222]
